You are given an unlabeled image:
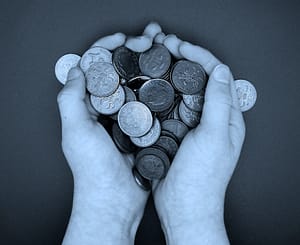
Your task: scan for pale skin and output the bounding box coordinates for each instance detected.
[57,22,245,245]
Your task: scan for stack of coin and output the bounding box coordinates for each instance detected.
[55,42,257,191]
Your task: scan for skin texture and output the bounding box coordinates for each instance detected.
[57,23,245,245]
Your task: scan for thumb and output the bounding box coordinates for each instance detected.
[198,64,233,133]
[57,67,91,128]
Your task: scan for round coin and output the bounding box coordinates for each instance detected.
[178,100,201,128]
[112,46,140,80]
[235,79,257,112]
[171,60,207,94]
[139,79,175,112]
[139,44,172,78]
[154,135,178,159]
[118,101,153,137]
[80,46,112,73]
[112,122,136,153]
[132,166,151,191]
[127,75,151,90]
[135,147,170,180]
[130,117,161,147]
[123,86,137,102]
[161,119,189,142]
[90,85,125,115]
[85,62,119,97]
[55,54,81,84]
[182,93,204,112]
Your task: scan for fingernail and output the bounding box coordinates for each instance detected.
[213,64,230,84]
[67,67,81,80]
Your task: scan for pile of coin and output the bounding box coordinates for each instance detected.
[55,42,257,191]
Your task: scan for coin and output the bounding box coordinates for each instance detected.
[90,85,125,115]
[55,54,81,84]
[80,46,112,73]
[139,44,172,78]
[85,62,119,97]
[112,46,140,80]
[135,147,170,180]
[161,119,189,142]
[168,102,181,120]
[127,75,150,90]
[130,117,161,147]
[182,93,204,112]
[139,79,175,112]
[123,86,137,102]
[178,100,201,128]
[171,60,207,94]
[235,79,257,112]
[118,101,153,137]
[112,122,136,153]
[132,166,151,191]
[158,95,181,121]
[154,135,178,159]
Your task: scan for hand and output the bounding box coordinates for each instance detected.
[57,23,162,245]
[152,35,246,245]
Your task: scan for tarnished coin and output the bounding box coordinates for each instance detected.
[154,135,178,159]
[171,60,207,94]
[118,101,153,137]
[158,95,181,121]
[139,79,175,112]
[55,54,81,84]
[80,46,112,73]
[127,75,151,90]
[179,100,201,128]
[132,166,151,191]
[123,86,137,102]
[86,62,119,97]
[113,46,140,80]
[90,85,125,115]
[130,117,161,147]
[182,93,204,112]
[161,119,189,142]
[235,79,257,112]
[168,102,181,120]
[139,44,172,78]
[135,147,170,180]
[112,122,136,153]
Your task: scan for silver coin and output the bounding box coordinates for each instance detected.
[55,54,81,84]
[85,62,119,97]
[168,102,181,120]
[161,119,189,142]
[130,117,161,147]
[118,101,153,137]
[235,79,257,112]
[182,93,204,112]
[139,44,172,78]
[139,78,175,112]
[178,100,201,128]
[90,85,125,115]
[80,46,112,73]
[112,122,136,153]
[123,86,137,102]
[171,60,206,94]
[127,75,151,90]
[132,166,151,191]
[154,135,178,159]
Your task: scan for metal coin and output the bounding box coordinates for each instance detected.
[160,130,179,143]
[154,135,178,159]
[161,119,189,142]
[55,54,81,84]
[135,147,170,180]
[158,95,181,121]
[171,60,207,94]
[85,62,119,97]
[123,86,137,102]
[118,101,153,137]
[235,79,257,112]
[132,166,151,191]
[80,46,112,73]
[182,93,204,112]
[168,102,181,120]
[112,122,136,153]
[112,46,140,80]
[139,79,175,112]
[139,44,172,78]
[90,85,125,115]
[127,75,150,90]
[130,117,161,147]
[178,100,201,128]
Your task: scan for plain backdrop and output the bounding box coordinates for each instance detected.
[0,0,299,244]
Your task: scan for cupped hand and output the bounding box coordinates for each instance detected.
[152,35,246,244]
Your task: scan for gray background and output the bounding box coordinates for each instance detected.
[0,0,299,244]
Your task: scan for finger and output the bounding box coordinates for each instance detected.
[151,179,160,192]
[179,41,222,75]
[91,32,126,50]
[57,67,92,128]
[163,34,183,59]
[143,21,162,39]
[84,94,99,120]
[229,80,246,155]
[125,35,152,52]
[154,32,166,44]
[196,64,233,134]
